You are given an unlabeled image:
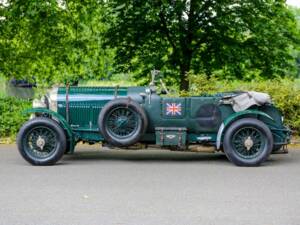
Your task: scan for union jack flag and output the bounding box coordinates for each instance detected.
[166,103,182,116]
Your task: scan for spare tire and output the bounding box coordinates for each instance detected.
[98,98,148,147]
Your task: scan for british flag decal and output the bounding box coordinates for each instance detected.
[166,103,182,116]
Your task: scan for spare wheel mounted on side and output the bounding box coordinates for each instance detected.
[98,98,148,147]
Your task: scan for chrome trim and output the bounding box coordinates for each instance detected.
[216,123,225,149]
[47,87,58,112]
[32,98,46,108]
[197,136,212,141]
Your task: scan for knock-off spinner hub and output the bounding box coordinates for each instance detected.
[36,136,46,150]
[244,136,254,151]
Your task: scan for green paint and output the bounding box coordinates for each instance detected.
[222,110,274,127]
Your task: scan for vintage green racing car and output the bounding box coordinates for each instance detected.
[17,72,291,166]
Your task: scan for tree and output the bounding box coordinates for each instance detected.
[103,0,300,90]
[290,6,300,77]
[0,0,113,86]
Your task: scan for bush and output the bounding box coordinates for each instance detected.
[0,75,7,98]
[0,97,31,139]
[187,74,300,135]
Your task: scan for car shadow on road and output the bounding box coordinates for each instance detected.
[63,149,229,164]
[60,147,299,166]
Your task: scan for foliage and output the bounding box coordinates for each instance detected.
[0,97,31,138]
[0,0,114,87]
[290,6,300,77]
[187,73,300,134]
[79,73,136,86]
[0,1,299,91]
[0,75,7,98]
[103,0,300,90]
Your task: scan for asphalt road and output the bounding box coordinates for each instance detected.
[0,144,300,225]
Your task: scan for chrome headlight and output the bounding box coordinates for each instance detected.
[32,97,47,108]
[47,87,58,112]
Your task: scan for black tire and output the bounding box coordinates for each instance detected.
[17,117,67,165]
[223,118,273,167]
[98,98,148,147]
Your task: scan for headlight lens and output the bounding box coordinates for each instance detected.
[47,87,58,112]
[32,97,47,108]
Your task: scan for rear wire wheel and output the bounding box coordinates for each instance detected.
[223,118,273,167]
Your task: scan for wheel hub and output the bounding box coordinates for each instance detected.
[36,136,46,150]
[116,116,128,128]
[244,136,254,151]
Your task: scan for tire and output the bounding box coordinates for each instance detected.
[223,118,273,167]
[98,98,148,147]
[17,117,67,165]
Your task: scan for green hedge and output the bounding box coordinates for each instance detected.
[187,75,300,134]
[0,97,31,139]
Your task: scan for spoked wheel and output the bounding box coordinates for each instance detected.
[25,126,58,159]
[106,107,139,139]
[223,118,273,167]
[98,98,148,147]
[231,127,266,159]
[17,117,66,165]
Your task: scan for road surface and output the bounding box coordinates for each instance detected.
[0,144,299,225]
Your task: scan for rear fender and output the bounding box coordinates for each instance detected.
[23,108,75,153]
[216,110,274,149]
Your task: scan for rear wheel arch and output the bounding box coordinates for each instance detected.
[216,110,274,149]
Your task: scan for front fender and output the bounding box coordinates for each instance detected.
[23,108,75,152]
[216,110,274,149]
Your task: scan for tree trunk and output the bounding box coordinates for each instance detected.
[179,50,192,91]
[179,65,189,91]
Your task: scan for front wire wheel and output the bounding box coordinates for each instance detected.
[25,126,58,159]
[17,117,67,165]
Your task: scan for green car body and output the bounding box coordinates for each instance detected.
[18,84,291,166]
